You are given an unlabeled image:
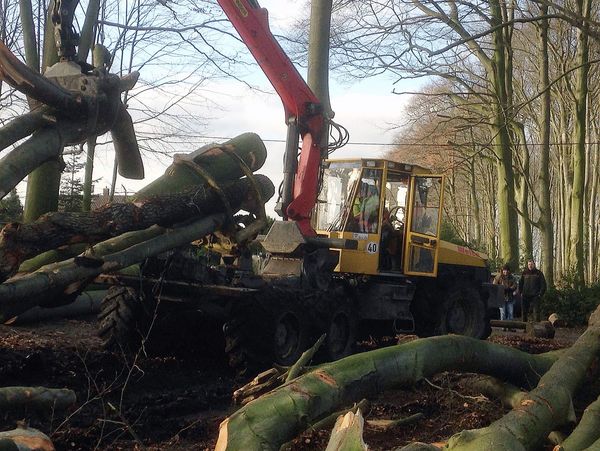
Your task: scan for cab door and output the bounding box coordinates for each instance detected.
[403,175,444,277]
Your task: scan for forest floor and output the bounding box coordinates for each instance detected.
[0,317,592,450]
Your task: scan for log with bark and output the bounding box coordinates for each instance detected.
[0,387,75,412]
[0,425,54,451]
[0,133,267,282]
[135,132,266,198]
[489,320,555,338]
[215,335,561,450]
[0,214,222,323]
[555,394,600,450]
[0,175,275,322]
[397,304,600,451]
[8,290,105,324]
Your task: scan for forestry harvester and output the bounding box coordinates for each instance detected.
[96,0,503,374]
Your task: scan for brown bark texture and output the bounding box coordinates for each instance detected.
[0,386,76,411]
[0,175,274,282]
[0,426,54,451]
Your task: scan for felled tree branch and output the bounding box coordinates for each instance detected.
[441,304,600,450]
[215,335,561,451]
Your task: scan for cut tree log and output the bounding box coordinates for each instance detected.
[325,410,367,451]
[0,171,274,320]
[135,132,266,198]
[471,375,527,408]
[431,304,600,451]
[0,387,75,411]
[526,321,555,338]
[556,394,600,450]
[548,313,566,328]
[490,320,527,330]
[0,425,54,451]
[215,335,561,451]
[8,290,105,324]
[0,214,225,322]
[17,244,88,274]
[0,173,273,282]
[490,320,555,338]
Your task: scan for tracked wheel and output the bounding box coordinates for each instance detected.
[436,286,487,339]
[98,286,154,354]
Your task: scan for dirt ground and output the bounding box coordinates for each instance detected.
[0,318,592,450]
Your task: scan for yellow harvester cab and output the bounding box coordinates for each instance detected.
[314,159,444,277]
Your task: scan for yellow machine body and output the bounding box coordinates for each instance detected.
[314,158,486,277]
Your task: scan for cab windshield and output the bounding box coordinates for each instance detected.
[315,162,361,232]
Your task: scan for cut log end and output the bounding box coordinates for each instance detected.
[0,426,55,451]
[325,409,368,451]
[526,321,555,339]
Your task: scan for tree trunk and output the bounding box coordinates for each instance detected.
[569,0,591,285]
[513,123,532,261]
[22,0,61,223]
[215,336,560,451]
[18,0,39,74]
[307,0,333,151]
[77,0,101,62]
[468,148,481,245]
[136,132,266,199]
[537,4,554,287]
[471,375,527,409]
[558,394,600,450]
[82,137,96,212]
[585,121,599,283]
[11,289,104,324]
[490,0,519,270]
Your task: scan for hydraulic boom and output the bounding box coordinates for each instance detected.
[217,0,325,236]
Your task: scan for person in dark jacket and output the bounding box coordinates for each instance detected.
[518,259,547,322]
[493,264,517,322]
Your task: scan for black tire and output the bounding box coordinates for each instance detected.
[98,286,154,354]
[223,311,271,377]
[325,305,357,361]
[223,288,312,377]
[273,302,311,366]
[436,286,487,339]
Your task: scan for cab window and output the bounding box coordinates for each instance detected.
[345,169,382,234]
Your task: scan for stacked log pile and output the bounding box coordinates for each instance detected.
[0,132,272,320]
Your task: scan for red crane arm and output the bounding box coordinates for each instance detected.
[217,0,324,235]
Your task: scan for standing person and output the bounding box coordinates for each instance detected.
[493,264,517,325]
[518,259,547,322]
